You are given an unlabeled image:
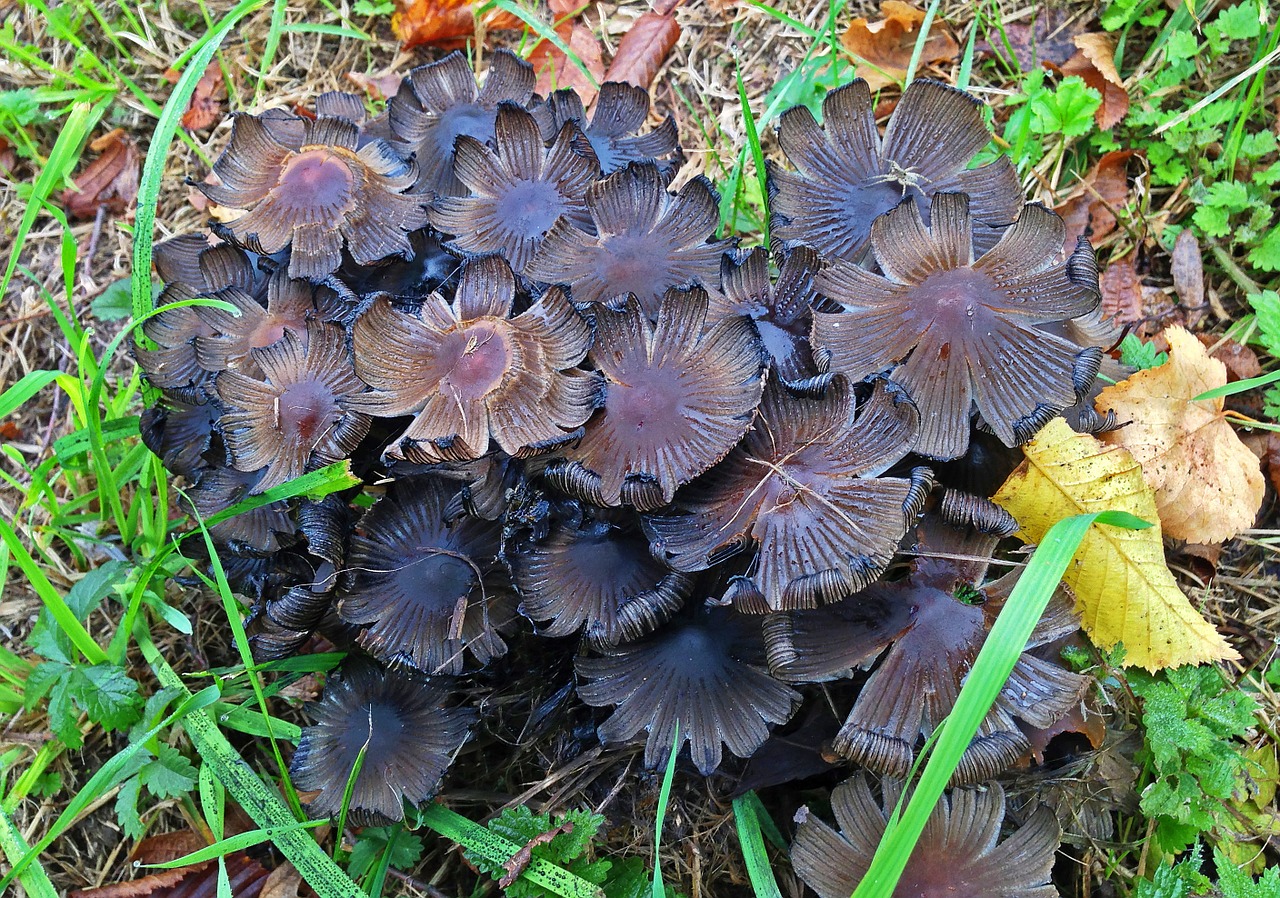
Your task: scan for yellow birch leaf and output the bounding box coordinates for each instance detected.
[992,417,1239,671]
[1095,326,1264,543]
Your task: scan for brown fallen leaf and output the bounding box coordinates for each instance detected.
[604,9,681,90]
[0,420,22,441]
[976,6,1088,69]
[1055,149,1133,250]
[62,128,139,220]
[1099,254,1144,327]
[841,1,959,90]
[1020,698,1107,766]
[1095,326,1265,543]
[345,68,405,101]
[1243,431,1280,495]
[69,853,269,898]
[180,62,226,131]
[0,135,14,174]
[529,4,605,105]
[1171,228,1205,309]
[258,864,304,898]
[1060,33,1129,130]
[391,0,523,49]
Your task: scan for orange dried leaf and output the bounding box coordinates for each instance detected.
[1061,33,1129,129]
[1095,326,1264,543]
[61,128,139,220]
[1055,149,1132,250]
[840,1,959,90]
[1099,254,1144,327]
[181,61,225,131]
[391,0,522,49]
[604,10,681,89]
[530,19,605,104]
[993,418,1240,671]
[345,68,405,101]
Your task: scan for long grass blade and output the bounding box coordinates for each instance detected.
[652,720,679,898]
[732,791,783,898]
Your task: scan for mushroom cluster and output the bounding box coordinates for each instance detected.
[138,51,1114,894]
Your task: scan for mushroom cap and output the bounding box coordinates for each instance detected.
[532,82,681,176]
[186,464,297,554]
[646,378,931,611]
[291,656,476,823]
[575,606,800,774]
[525,162,731,318]
[194,269,330,377]
[770,79,1023,262]
[337,476,517,675]
[139,389,221,478]
[349,255,599,463]
[332,227,462,304]
[546,286,765,510]
[813,193,1103,459]
[792,776,1062,898]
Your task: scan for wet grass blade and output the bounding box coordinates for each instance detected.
[850,510,1151,898]
[736,62,771,249]
[903,0,943,85]
[733,791,782,898]
[0,805,57,898]
[652,721,679,898]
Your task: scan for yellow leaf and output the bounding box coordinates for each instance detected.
[992,418,1239,671]
[1095,326,1264,542]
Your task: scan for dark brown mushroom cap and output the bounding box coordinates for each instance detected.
[575,607,801,774]
[388,49,536,197]
[290,657,476,824]
[332,227,461,302]
[429,104,599,273]
[510,511,692,645]
[185,464,297,554]
[546,287,765,510]
[714,246,827,392]
[153,233,275,297]
[769,79,1023,262]
[217,323,372,493]
[139,390,221,478]
[194,269,328,376]
[792,776,1062,898]
[763,589,913,682]
[812,193,1103,460]
[646,378,932,611]
[525,162,731,318]
[349,256,598,463]
[532,82,681,175]
[134,284,219,390]
[247,560,339,661]
[201,111,429,281]
[829,552,1088,785]
[337,476,517,675]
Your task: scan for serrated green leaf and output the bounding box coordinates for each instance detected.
[1247,226,1280,272]
[90,278,134,321]
[1192,204,1232,237]
[115,774,144,841]
[1215,2,1263,40]
[347,826,423,880]
[140,743,198,799]
[1248,291,1280,358]
[73,663,144,732]
[1204,179,1254,212]
[1030,76,1101,137]
[1119,333,1168,370]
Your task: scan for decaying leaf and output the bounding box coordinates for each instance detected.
[391,0,522,49]
[841,1,959,90]
[68,853,269,898]
[1171,229,1205,310]
[1099,254,1144,327]
[345,67,405,101]
[1095,326,1264,543]
[181,62,226,131]
[993,417,1240,671]
[62,128,140,220]
[1061,33,1128,130]
[529,1,605,104]
[976,5,1088,69]
[1055,149,1133,250]
[604,9,681,89]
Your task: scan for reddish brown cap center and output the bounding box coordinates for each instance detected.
[277,150,355,215]
[277,378,339,445]
[438,322,513,400]
[606,368,683,436]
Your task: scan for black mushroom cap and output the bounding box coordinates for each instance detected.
[330,227,461,304]
[812,193,1103,460]
[575,606,801,775]
[388,48,537,197]
[545,286,765,511]
[139,390,221,479]
[791,776,1062,898]
[201,109,429,281]
[337,476,517,675]
[429,103,599,274]
[646,378,932,612]
[185,464,297,554]
[509,508,692,646]
[290,656,476,824]
[134,284,219,391]
[769,78,1023,262]
[348,255,599,464]
[532,81,682,175]
[525,162,731,318]
[216,322,372,493]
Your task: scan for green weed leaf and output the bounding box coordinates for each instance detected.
[140,743,199,799]
[1119,333,1169,370]
[1030,76,1101,138]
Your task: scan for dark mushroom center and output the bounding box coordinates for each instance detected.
[911,267,1000,332]
[394,549,478,609]
[336,699,405,767]
[559,527,656,604]
[497,178,568,238]
[598,234,670,311]
[434,104,496,157]
[277,150,355,215]
[438,321,513,400]
[277,378,339,446]
[605,367,684,438]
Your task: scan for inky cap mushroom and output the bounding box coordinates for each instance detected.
[532,82,681,175]
[291,657,476,823]
[349,255,599,463]
[770,79,1022,261]
[813,193,1103,460]
[792,776,1062,898]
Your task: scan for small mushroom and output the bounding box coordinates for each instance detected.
[792,776,1062,898]
[291,656,476,823]
[532,82,681,176]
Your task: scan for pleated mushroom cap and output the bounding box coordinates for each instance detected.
[201,109,429,281]
[532,82,681,175]
[349,255,599,463]
[388,49,536,196]
[291,657,476,824]
[194,269,329,377]
[525,162,731,318]
[338,476,517,675]
[812,193,1103,460]
[575,607,800,774]
[646,378,932,612]
[546,287,765,510]
[770,79,1023,262]
[792,776,1062,898]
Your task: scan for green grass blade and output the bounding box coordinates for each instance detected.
[144,820,329,868]
[732,792,782,898]
[736,62,771,249]
[0,371,62,419]
[850,510,1151,898]
[141,632,368,898]
[903,0,943,85]
[1194,367,1280,401]
[0,805,58,898]
[652,720,679,898]
[256,0,289,100]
